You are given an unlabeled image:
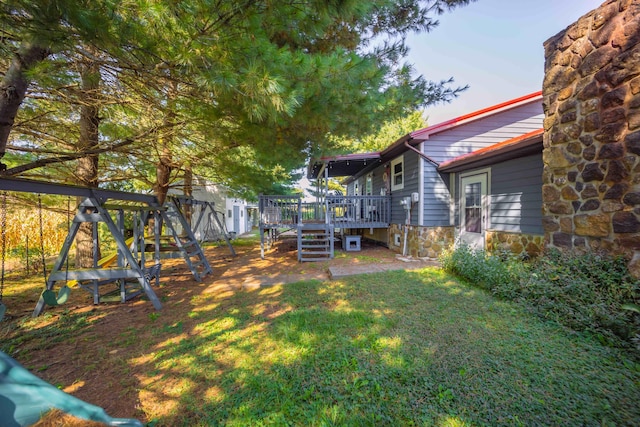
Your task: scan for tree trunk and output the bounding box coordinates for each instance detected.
[75,59,102,268]
[0,43,50,169]
[153,83,177,206]
[184,163,193,226]
[154,144,173,206]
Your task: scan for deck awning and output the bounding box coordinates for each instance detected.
[437,129,544,173]
[307,152,382,179]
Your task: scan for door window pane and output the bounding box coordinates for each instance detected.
[464,182,481,233]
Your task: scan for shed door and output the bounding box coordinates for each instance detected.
[460,173,487,249]
[233,205,240,233]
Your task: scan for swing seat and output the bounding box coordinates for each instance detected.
[41,285,71,306]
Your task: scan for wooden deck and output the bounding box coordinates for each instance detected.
[258,195,391,260]
[259,195,391,230]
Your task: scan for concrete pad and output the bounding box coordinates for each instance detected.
[242,272,328,290]
[329,260,439,279]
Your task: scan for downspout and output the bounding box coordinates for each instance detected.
[402,139,436,257]
[403,205,410,257]
[404,140,439,167]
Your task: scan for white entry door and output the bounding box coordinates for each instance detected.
[460,172,488,249]
[233,205,240,233]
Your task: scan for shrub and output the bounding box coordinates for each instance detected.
[439,244,525,292]
[440,245,640,351]
[510,249,640,347]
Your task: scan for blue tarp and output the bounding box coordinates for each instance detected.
[0,351,143,427]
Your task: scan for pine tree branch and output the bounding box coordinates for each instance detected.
[2,119,189,176]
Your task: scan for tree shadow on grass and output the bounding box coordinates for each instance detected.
[136,269,640,426]
[2,267,640,426]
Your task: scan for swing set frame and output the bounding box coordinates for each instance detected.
[0,177,224,318]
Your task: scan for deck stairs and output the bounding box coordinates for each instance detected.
[297,223,334,262]
[163,199,213,281]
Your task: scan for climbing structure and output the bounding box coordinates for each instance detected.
[0,177,215,317]
[170,195,236,254]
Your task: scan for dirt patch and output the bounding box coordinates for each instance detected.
[0,239,433,423]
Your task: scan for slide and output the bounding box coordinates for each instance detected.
[67,237,136,288]
[0,351,143,427]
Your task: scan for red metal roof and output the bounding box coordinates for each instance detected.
[410,91,543,141]
[437,128,544,172]
[316,152,381,162]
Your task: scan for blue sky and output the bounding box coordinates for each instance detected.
[406,0,605,125]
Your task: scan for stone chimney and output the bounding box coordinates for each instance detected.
[542,0,640,276]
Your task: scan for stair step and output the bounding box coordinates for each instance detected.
[301,250,331,255]
[300,257,331,262]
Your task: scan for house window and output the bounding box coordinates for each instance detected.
[391,156,404,191]
[366,174,372,196]
[228,209,232,218]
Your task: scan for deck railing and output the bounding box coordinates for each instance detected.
[259,195,390,229]
[326,195,390,229]
[259,195,302,226]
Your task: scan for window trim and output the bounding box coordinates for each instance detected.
[391,155,404,191]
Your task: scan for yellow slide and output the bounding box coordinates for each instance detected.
[67,237,136,288]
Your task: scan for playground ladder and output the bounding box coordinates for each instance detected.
[162,199,213,281]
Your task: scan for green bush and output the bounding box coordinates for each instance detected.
[440,246,640,351]
[439,243,524,292]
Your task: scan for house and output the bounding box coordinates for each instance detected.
[260,91,545,261]
[170,177,255,240]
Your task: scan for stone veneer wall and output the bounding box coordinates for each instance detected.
[542,0,640,276]
[388,224,454,259]
[486,231,545,258]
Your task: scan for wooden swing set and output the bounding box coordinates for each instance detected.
[0,177,235,320]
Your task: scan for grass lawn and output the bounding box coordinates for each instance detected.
[3,263,640,426]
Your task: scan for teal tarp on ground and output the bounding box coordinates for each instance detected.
[0,351,143,427]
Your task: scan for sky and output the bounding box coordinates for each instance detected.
[406,0,605,125]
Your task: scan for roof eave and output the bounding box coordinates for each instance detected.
[438,129,544,173]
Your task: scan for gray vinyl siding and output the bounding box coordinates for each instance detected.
[346,181,355,196]
[418,100,543,228]
[372,167,385,194]
[422,102,543,162]
[422,166,452,226]
[490,153,543,234]
[390,152,420,224]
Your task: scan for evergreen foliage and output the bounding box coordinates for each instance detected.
[0,0,473,198]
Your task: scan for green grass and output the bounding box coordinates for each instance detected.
[137,269,639,426]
